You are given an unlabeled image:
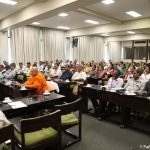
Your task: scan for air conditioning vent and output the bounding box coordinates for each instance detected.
[134,40,146,47]
[135,40,146,44]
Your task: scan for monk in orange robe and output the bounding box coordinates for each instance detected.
[25,67,49,94]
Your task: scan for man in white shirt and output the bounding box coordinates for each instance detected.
[103,71,123,116]
[44,64,54,77]
[140,66,150,83]
[71,65,87,96]
[49,63,62,78]
[3,63,16,79]
[124,69,145,92]
[107,71,124,89]
[121,69,145,128]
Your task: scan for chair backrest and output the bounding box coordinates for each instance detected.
[0,123,14,149]
[21,110,61,133]
[20,110,61,149]
[55,99,82,115]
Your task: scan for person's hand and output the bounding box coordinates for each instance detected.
[16,81,22,87]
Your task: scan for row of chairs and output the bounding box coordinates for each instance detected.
[0,99,82,150]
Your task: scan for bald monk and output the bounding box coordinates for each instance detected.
[25,67,49,94]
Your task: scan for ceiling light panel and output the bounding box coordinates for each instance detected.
[58,13,68,17]
[85,20,99,24]
[57,26,70,30]
[102,0,115,5]
[0,0,18,5]
[126,11,142,17]
[101,33,109,36]
[32,22,40,25]
[126,31,135,34]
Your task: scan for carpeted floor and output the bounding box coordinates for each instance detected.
[66,114,150,150]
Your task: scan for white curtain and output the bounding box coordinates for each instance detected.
[11,26,40,64]
[41,28,66,62]
[73,36,104,63]
[107,41,121,62]
[0,32,8,64]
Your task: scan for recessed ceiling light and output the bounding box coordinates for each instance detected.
[102,0,115,5]
[85,20,99,25]
[32,22,40,25]
[126,11,142,17]
[58,13,68,17]
[126,31,135,34]
[57,26,70,30]
[101,33,110,36]
[0,0,18,5]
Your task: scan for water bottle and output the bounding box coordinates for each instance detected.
[97,79,102,90]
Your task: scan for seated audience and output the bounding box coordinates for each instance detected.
[105,63,116,78]
[140,66,150,83]
[83,63,92,74]
[49,63,62,78]
[38,61,44,72]
[94,65,106,79]
[3,61,10,71]
[0,65,6,79]
[60,65,72,80]
[3,63,16,79]
[141,79,150,96]
[92,71,123,117]
[71,65,87,96]
[124,69,144,92]
[118,63,127,75]
[107,70,124,89]
[87,64,96,77]
[44,64,54,77]
[33,62,37,67]
[17,62,26,74]
[121,69,145,128]
[124,66,135,81]
[24,62,32,76]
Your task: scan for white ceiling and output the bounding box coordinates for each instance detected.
[87,0,150,21]
[0,0,36,20]
[0,0,150,37]
[36,11,110,30]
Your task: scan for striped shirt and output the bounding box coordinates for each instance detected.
[124,78,145,92]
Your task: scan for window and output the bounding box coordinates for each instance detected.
[134,47,146,60]
[122,47,132,59]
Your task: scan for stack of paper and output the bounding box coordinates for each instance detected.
[8,101,27,109]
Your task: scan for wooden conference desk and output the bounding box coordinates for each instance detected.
[0,79,32,99]
[82,85,150,125]
[0,93,65,118]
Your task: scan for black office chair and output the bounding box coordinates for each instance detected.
[55,99,82,148]
[14,110,61,150]
[0,123,15,150]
